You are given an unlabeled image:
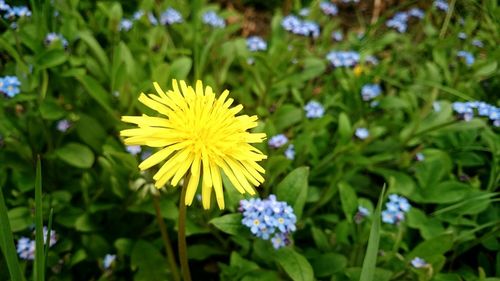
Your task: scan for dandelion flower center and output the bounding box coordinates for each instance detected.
[120,80,267,209]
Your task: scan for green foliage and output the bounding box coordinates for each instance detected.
[0,0,499,280]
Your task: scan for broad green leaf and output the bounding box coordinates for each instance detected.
[273,104,303,131]
[408,234,454,259]
[210,213,246,236]
[187,244,225,261]
[75,75,116,117]
[55,142,95,169]
[474,61,497,78]
[274,247,314,281]
[275,167,309,219]
[39,99,66,120]
[338,182,358,222]
[337,112,352,140]
[131,240,168,281]
[7,207,31,232]
[169,57,192,80]
[36,49,67,69]
[77,31,109,72]
[420,181,470,204]
[311,252,347,277]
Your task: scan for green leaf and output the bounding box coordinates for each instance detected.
[55,142,95,169]
[39,99,66,120]
[273,104,303,131]
[34,157,45,281]
[408,234,454,259]
[131,240,168,281]
[75,213,99,232]
[474,61,497,78]
[0,185,24,281]
[274,247,314,281]
[210,213,246,235]
[7,207,31,232]
[359,186,385,281]
[36,49,67,69]
[420,181,470,204]
[169,57,192,80]
[338,182,358,223]
[275,167,309,219]
[311,252,347,277]
[75,75,116,117]
[77,31,109,72]
[337,112,352,140]
[187,244,225,261]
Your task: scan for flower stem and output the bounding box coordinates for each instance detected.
[152,195,181,281]
[178,176,192,281]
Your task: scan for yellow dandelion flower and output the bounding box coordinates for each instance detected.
[121,80,267,209]
[353,65,363,77]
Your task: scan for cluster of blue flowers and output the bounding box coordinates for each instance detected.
[120,7,183,32]
[268,134,288,149]
[434,0,449,12]
[240,195,297,249]
[0,76,21,97]
[160,8,183,25]
[326,51,360,67]
[1,1,31,19]
[361,84,382,101]
[382,194,411,224]
[202,11,225,28]
[16,227,57,260]
[355,128,369,139]
[452,101,499,126]
[304,101,325,118]
[246,36,267,52]
[319,1,338,16]
[44,32,69,48]
[386,8,424,33]
[457,50,475,66]
[281,15,320,38]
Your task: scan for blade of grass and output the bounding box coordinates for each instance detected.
[44,208,53,269]
[0,188,24,281]
[34,157,45,281]
[359,185,386,281]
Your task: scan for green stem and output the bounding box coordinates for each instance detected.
[153,195,181,281]
[178,176,192,281]
[439,0,456,39]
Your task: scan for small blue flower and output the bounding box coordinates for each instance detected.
[434,0,449,12]
[126,145,142,155]
[457,50,474,66]
[361,84,381,101]
[119,19,133,31]
[326,51,360,67]
[133,10,144,20]
[160,8,183,25]
[358,206,370,217]
[284,144,295,160]
[386,12,408,33]
[16,237,35,260]
[268,134,288,148]
[408,8,425,19]
[472,39,483,48]
[0,76,21,97]
[433,101,441,112]
[304,101,325,118]
[44,32,68,48]
[365,55,379,65]
[103,254,116,269]
[298,8,310,17]
[281,15,301,31]
[246,36,267,52]
[331,31,343,41]
[271,233,287,249]
[281,15,320,38]
[202,11,225,28]
[0,0,11,11]
[57,119,71,132]
[415,152,425,161]
[411,257,427,268]
[320,2,338,16]
[458,32,467,40]
[355,128,369,139]
[147,12,158,25]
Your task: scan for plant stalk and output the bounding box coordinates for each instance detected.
[152,195,181,281]
[178,176,192,281]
